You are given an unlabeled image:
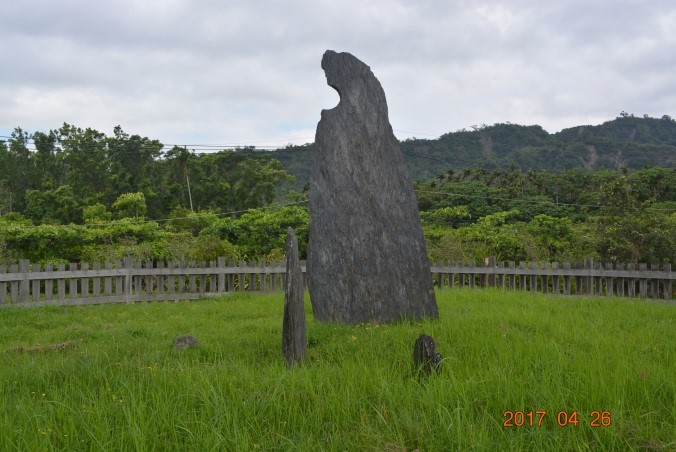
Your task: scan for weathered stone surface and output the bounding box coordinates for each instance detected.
[307,50,438,324]
[412,334,443,376]
[282,227,307,367]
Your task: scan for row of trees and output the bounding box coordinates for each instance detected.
[0,124,292,222]
[1,124,674,266]
[416,166,674,264]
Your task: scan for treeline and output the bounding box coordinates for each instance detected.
[1,122,674,267]
[0,124,293,222]
[415,166,674,265]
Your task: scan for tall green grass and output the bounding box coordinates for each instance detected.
[1,290,674,450]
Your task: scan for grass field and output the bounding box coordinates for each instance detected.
[0,289,674,451]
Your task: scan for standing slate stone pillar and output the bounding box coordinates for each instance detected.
[307,50,438,324]
[282,227,307,367]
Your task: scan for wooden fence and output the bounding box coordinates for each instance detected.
[0,257,300,308]
[430,257,673,301]
[0,256,673,307]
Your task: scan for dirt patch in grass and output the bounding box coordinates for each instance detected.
[7,340,77,353]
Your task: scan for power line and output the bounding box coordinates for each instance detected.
[1,129,441,149]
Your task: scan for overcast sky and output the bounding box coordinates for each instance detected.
[1,0,675,149]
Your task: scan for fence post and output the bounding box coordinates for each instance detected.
[19,259,30,304]
[81,262,90,299]
[31,262,41,302]
[584,257,593,295]
[468,261,475,289]
[530,262,538,292]
[44,263,53,301]
[638,263,647,298]
[605,263,614,296]
[563,262,571,295]
[650,264,660,299]
[217,257,226,293]
[124,256,133,303]
[103,261,112,297]
[616,263,625,297]
[69,263,78,300]
[487,256,496,287]
[497,261,505,289]
[664,264,672,301]
[627,263,636,297]
[508,261,515,289]
[157,261,165,295]
[92,262,101,298]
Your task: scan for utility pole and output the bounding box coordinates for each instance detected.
[185,146,194,212]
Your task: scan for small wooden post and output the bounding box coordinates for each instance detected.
[31,262,41,302]
[92,262,101,298]
[44,263,53,301]
[497,261,505,289]
[552,262,560,295]
[198,261,206,293]
[249,259,257,291]
[217,257,226,292]
[10,263,19,303]
[238,260,247,291]
[508,261,516,289]
[167,261,175,294]
[605,262,614,296]
[104,261,113,297]
[57,263,66,301]
[563,262,571,295]
[19,259,30,304]
[627,263,636,297]
[650,264,659,299]
[124,256,133,302]
[282,228,307,368]
[487,256,496,288]
[663,264,672,301]
[157,261,165,294]
[639,263,648,298]
[188,261,197,294]
[69,262,78,299]
[145,260,154,295]
[468,261,475,289]
[585,257,594,295]
[448,261,455,289]
[529,262,537,293]
[81,262,90,298]
[616,263,625,297]
[227,260,235,292]
[178,261,186,293]
[209,261,217,293]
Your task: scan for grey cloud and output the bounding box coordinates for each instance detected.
[1,0,674,144]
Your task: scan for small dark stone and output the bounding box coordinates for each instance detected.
[172,335,199,350]
[413,334,442,376]
[307,50,438,324]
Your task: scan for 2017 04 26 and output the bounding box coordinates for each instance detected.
[503,410,612,428]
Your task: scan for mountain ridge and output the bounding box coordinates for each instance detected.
[271,114,676,189]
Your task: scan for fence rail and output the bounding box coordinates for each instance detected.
[0,256,673,307]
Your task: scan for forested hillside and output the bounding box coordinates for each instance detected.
[1,115,674,267]
[274,114,676,189]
